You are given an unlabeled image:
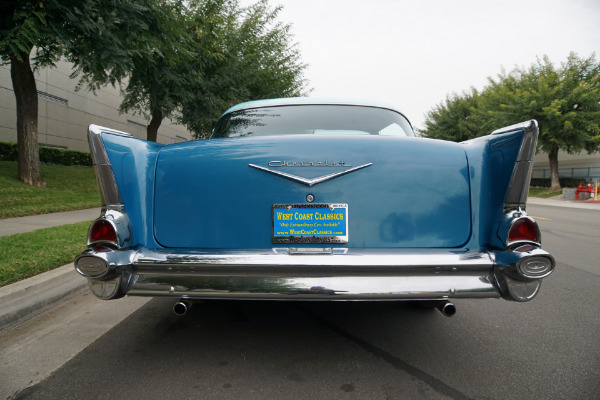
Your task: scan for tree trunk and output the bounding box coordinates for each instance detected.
[146,108,163,142]
[548,144,561,192]
[10,52,45,187]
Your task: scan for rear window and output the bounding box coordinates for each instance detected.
[212,104,414,138]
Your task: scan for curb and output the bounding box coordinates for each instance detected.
[527,197,600,210]
[0,263,88,332]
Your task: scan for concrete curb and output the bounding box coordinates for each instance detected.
[527,197,600,210]
[0,263,88,332]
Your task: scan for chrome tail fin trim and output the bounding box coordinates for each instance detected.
[88,124,132,210]
[493,120,539,208]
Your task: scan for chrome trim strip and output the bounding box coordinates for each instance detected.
[130,250,497,300]
[221,99,413,126]
[500,120,539,207]
[491,120,535,136]
[88,125,126,208]
[133,248,494,268]
[127,274,499,300]
[249,163,372,186]
[87,125,134,248]
[89,124,133,138]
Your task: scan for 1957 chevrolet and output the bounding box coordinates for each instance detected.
[75,98,555,316]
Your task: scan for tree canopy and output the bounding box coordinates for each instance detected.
[420,53,600,191]
[120,0,308,141]
[420,88,482,142]
[180,0,308,139]
[0,0,177,186]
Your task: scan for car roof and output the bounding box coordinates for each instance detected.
[221,97,406,117]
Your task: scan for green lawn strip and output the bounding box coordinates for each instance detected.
[0,221,90,287]
[0,161,100,219]
[528,187,563,198]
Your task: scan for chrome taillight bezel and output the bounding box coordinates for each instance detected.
[87,209,131,248]
[506,216,541,248]
[88,219,118,247]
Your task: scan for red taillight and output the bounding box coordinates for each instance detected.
[508,218,539,244]
[89,220,118,245]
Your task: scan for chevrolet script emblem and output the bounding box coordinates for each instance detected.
[248,161,372,186]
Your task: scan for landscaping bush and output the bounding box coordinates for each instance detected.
[530,177,587,188]
[0,142,18,161]
[39,146,92,166]
[0,142,92,166]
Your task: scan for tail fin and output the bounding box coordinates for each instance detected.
[88,124,164,247]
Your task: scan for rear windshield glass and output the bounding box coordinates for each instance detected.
[212,104,414,138]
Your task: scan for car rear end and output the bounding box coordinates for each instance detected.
[75,100,554,308]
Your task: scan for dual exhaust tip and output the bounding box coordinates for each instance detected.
[173,300,190,316]
[436,301,456,317]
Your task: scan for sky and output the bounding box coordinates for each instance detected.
[243,0,600,130]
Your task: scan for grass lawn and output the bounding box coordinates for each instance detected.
[0,221,90,287]
[0,161,100,218]
[529,187,563,198]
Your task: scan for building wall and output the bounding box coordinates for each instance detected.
[0,60,193,152]
[533,150,600,179]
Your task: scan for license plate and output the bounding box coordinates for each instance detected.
[272,204,348,244]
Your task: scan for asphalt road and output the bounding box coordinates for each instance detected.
[5,204,600,400]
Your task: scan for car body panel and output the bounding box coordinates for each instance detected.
[153,135,471,248]
[75,99,555,305]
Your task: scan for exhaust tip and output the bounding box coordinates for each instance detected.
[173,300,190,316]
[436,301,456,317]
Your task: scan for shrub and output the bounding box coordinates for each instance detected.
[0,142,92,166]
[0,142,18,161]
[530,177,587,188]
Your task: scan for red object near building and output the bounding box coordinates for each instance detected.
[575,179,597,200]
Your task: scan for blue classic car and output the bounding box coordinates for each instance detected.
[75,98,554,316]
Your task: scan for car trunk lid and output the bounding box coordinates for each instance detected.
[153,135,471,248]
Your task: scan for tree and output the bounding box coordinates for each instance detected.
[117,0,308,142]
[0,0,176,186]
[121,0,308,141]
[421,53,600,191]
[482,54,600,191]
[420,88,482,142]
[118,0,195,142]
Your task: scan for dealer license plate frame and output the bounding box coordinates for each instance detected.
[271,203,348,244]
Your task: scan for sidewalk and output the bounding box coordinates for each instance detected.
[0,207,101,237]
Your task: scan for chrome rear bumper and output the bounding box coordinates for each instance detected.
[75,247,554,302]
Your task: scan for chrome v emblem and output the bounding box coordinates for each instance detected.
[248,163,372,186]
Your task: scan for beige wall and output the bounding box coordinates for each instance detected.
[1,60,193,152]
[533,150,600,179]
